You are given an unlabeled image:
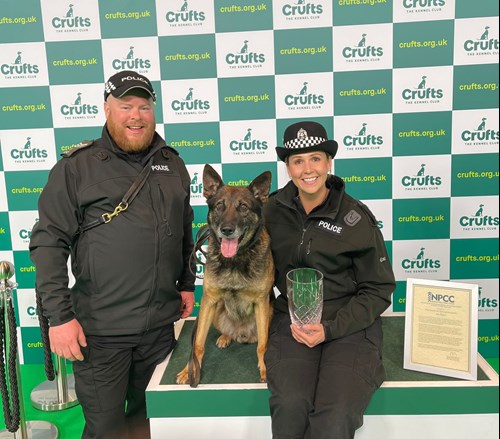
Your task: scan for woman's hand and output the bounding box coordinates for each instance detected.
[290,323,325,348]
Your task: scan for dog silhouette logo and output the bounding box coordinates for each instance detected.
[416,164,426,176]
[417,76,427,89]
[480,26,490,40]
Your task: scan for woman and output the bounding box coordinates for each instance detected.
[264,121,396,439]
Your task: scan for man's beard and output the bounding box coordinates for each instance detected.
[107,119,155,153]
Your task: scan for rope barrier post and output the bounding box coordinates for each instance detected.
[0,261,58,439]
[30,354,78,412]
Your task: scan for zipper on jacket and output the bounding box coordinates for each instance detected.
[297,222,312,263]
[145,181,160,332]
[158,184,168,222]
[158,185,173,236]
[158,184,172,236]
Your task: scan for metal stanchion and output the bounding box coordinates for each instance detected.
[30,354,78,411]
[0,261,58,439]
[29,264,79,412]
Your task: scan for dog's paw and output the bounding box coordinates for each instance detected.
[216,334,232,349]
[258,363,267,383]
[176,367,189,385]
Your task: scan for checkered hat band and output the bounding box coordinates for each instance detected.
[283,136,327,149]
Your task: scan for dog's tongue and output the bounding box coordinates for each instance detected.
[221,238,239,258]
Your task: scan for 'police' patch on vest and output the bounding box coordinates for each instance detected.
[344,210,362,227]
[315,220,344,236]
[151,164,172,173]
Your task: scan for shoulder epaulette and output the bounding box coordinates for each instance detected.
[164,145,179,156]
[61,140,95,158]
[357,201,378,227]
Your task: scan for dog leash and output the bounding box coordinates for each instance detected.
[187,317,201,387]
[189,225,210,279]
[78,157,154,234]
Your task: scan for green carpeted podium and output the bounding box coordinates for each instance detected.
[146,314,499,439]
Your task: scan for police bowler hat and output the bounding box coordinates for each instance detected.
[276,121,338,162]
[104,70,156,102]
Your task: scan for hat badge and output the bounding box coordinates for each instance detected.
[297,128,308,141]
[104,81,116,93]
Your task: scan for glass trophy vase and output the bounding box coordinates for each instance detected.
[286,268,324,327]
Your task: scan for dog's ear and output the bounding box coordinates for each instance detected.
[203,164,224,200]
[249,171,272,203]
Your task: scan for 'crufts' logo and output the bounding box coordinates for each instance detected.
[166,1,206,24]
[112,46,151,72]
[402,75,444,102]
[285,82,325,108]
[461,117,499,144]
[402,0,446,11]
[343,123,383,149]
[401,163,442,189]
[229,128,268,154]
[342,34,384,62]
[464,26,499,54]
[60,92,99,118]
[10,137,48,161]
[459,204,499,229]
[190,172,203,195]
[402,248,441,271]
[226,40,265,68]
[478,287,498,310]
[52,4,92,31]
[171,88,210,113]
[282,0,324,17]
[1,51,40,78]
[19,224,36,241]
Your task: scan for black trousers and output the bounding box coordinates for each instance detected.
[73,324,176,439]
[264,313,385,439]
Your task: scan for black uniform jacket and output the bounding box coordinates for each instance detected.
[29,127,195,336]
[263,175,396,341]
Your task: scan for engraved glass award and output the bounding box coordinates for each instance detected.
[286,268,324,326]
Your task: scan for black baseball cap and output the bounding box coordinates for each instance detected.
[104,70,156,102]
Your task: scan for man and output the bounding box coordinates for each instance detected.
[29,70,195,439]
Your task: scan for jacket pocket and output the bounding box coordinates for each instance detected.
[157,183,171,223]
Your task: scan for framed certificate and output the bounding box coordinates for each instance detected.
[403,278,479,381]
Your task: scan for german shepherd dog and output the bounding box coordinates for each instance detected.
[176,164,274,387]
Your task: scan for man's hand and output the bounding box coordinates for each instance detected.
[49,319,87,361]
[291,323,325,348]
[180,291,195,318]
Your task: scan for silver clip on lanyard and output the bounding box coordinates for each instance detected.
[78,156,153,234]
